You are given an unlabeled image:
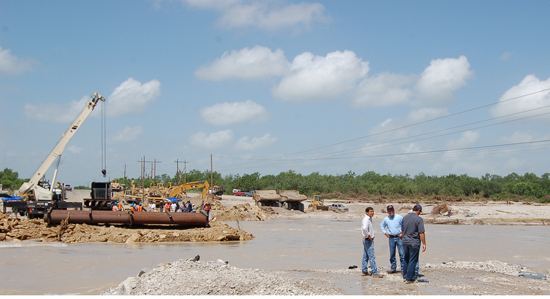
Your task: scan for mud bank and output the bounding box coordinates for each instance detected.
[0,213,253,243]
[103,259,550,295]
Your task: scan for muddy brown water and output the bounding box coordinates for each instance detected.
[0,219,548,295]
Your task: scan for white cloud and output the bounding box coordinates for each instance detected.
[415,55,473,106]
[234,133,277,151]
[201,100,268,126]
[352,72,415,107]
[369,108,450,139]
[446,130,480,148]
[0,46,36,75]
[183,0,330,31]
[107,78,161,117]
[195,45,289,81]
[190,130,234,149]
[272,50,369,102]
[67,145,82,154]
[25,78,160,123]
[24,96,90,123]
[111,126,144,142]
[500,51,512,61]
[490,75,550,122]
[499,131,535,144]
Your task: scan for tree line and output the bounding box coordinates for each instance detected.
[2,167,549,203]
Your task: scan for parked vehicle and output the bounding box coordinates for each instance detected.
[64,184,73,191]
[329,203,349,212]
[232,189,245,196]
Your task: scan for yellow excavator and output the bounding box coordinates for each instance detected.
[166,180,210,201]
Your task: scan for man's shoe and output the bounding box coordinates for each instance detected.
[387,270,396,274]
[362,271,371,276]
[373,273,384,278]
[404,280,415,284]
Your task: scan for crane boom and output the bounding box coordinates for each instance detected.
[19,92,106,200]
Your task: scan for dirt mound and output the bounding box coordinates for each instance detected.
[0,212,253,244]
[431,203,450,215]
[278,190,307,201]
[212,202,270,221]
[254,190,281,200]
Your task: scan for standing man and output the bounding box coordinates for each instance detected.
[401,204,426,283]
[380,205,405,274]
[361,207,384,278]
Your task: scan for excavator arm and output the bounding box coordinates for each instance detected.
[19,92,106,200]
[167,180,210,202]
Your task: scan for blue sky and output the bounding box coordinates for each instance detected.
[1,0,550,187]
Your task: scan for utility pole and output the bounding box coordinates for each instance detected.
[210,154,213,200]
[183,160,188,184]
[175,159,183,185]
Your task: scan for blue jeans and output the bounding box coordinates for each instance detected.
[403,243,420,282]
[389,236,405,272]
[362,239,378,274]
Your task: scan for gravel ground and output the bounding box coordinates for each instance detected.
[101,258,346,295]
[102,258,549,295]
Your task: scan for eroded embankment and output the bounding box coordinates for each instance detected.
[0,213,254,244]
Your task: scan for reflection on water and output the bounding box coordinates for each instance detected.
[0,219,548,294]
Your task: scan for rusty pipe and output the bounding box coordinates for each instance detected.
[45,210,208,227]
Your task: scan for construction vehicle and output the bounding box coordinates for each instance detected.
[14,92,105,218]
[309,195,329,211]
[253,190,307,212]
[83,181,114,210]
[148,180,212,208]
[209,185,224,196]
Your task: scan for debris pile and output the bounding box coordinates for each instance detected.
[213,201,270,222]
[0,213,253,244]
[102,259,345,296]
[431,203,450,215]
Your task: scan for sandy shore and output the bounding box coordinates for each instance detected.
[217,194,550,225]
[102,258,549,295]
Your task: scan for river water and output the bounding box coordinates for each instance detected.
[0,219,548,295]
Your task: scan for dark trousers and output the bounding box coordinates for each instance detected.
[403,243,420,282]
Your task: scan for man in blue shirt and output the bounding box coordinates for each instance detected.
[380,205,405,274]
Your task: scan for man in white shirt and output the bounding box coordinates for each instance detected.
[361,207,384,277]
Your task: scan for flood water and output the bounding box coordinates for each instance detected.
[0,219,549,295]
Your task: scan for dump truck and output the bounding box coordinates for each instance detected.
[253,190,307,212]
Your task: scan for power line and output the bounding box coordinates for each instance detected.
[215,87,550,171]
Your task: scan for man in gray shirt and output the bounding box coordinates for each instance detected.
[401,204,426,283]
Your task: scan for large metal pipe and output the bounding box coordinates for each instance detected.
[45,210,208,227]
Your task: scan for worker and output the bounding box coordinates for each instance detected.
[148,202,156,212]
[185,200,193,213]
[130,203,136,212]
[111,203,118,211]
[171,201,177,213]
[165,201,171,212]
[137,203,143,212]
[117,200,123,211]
[204,201,211,219]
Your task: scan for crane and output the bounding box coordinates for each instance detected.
[18,92,106,202]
